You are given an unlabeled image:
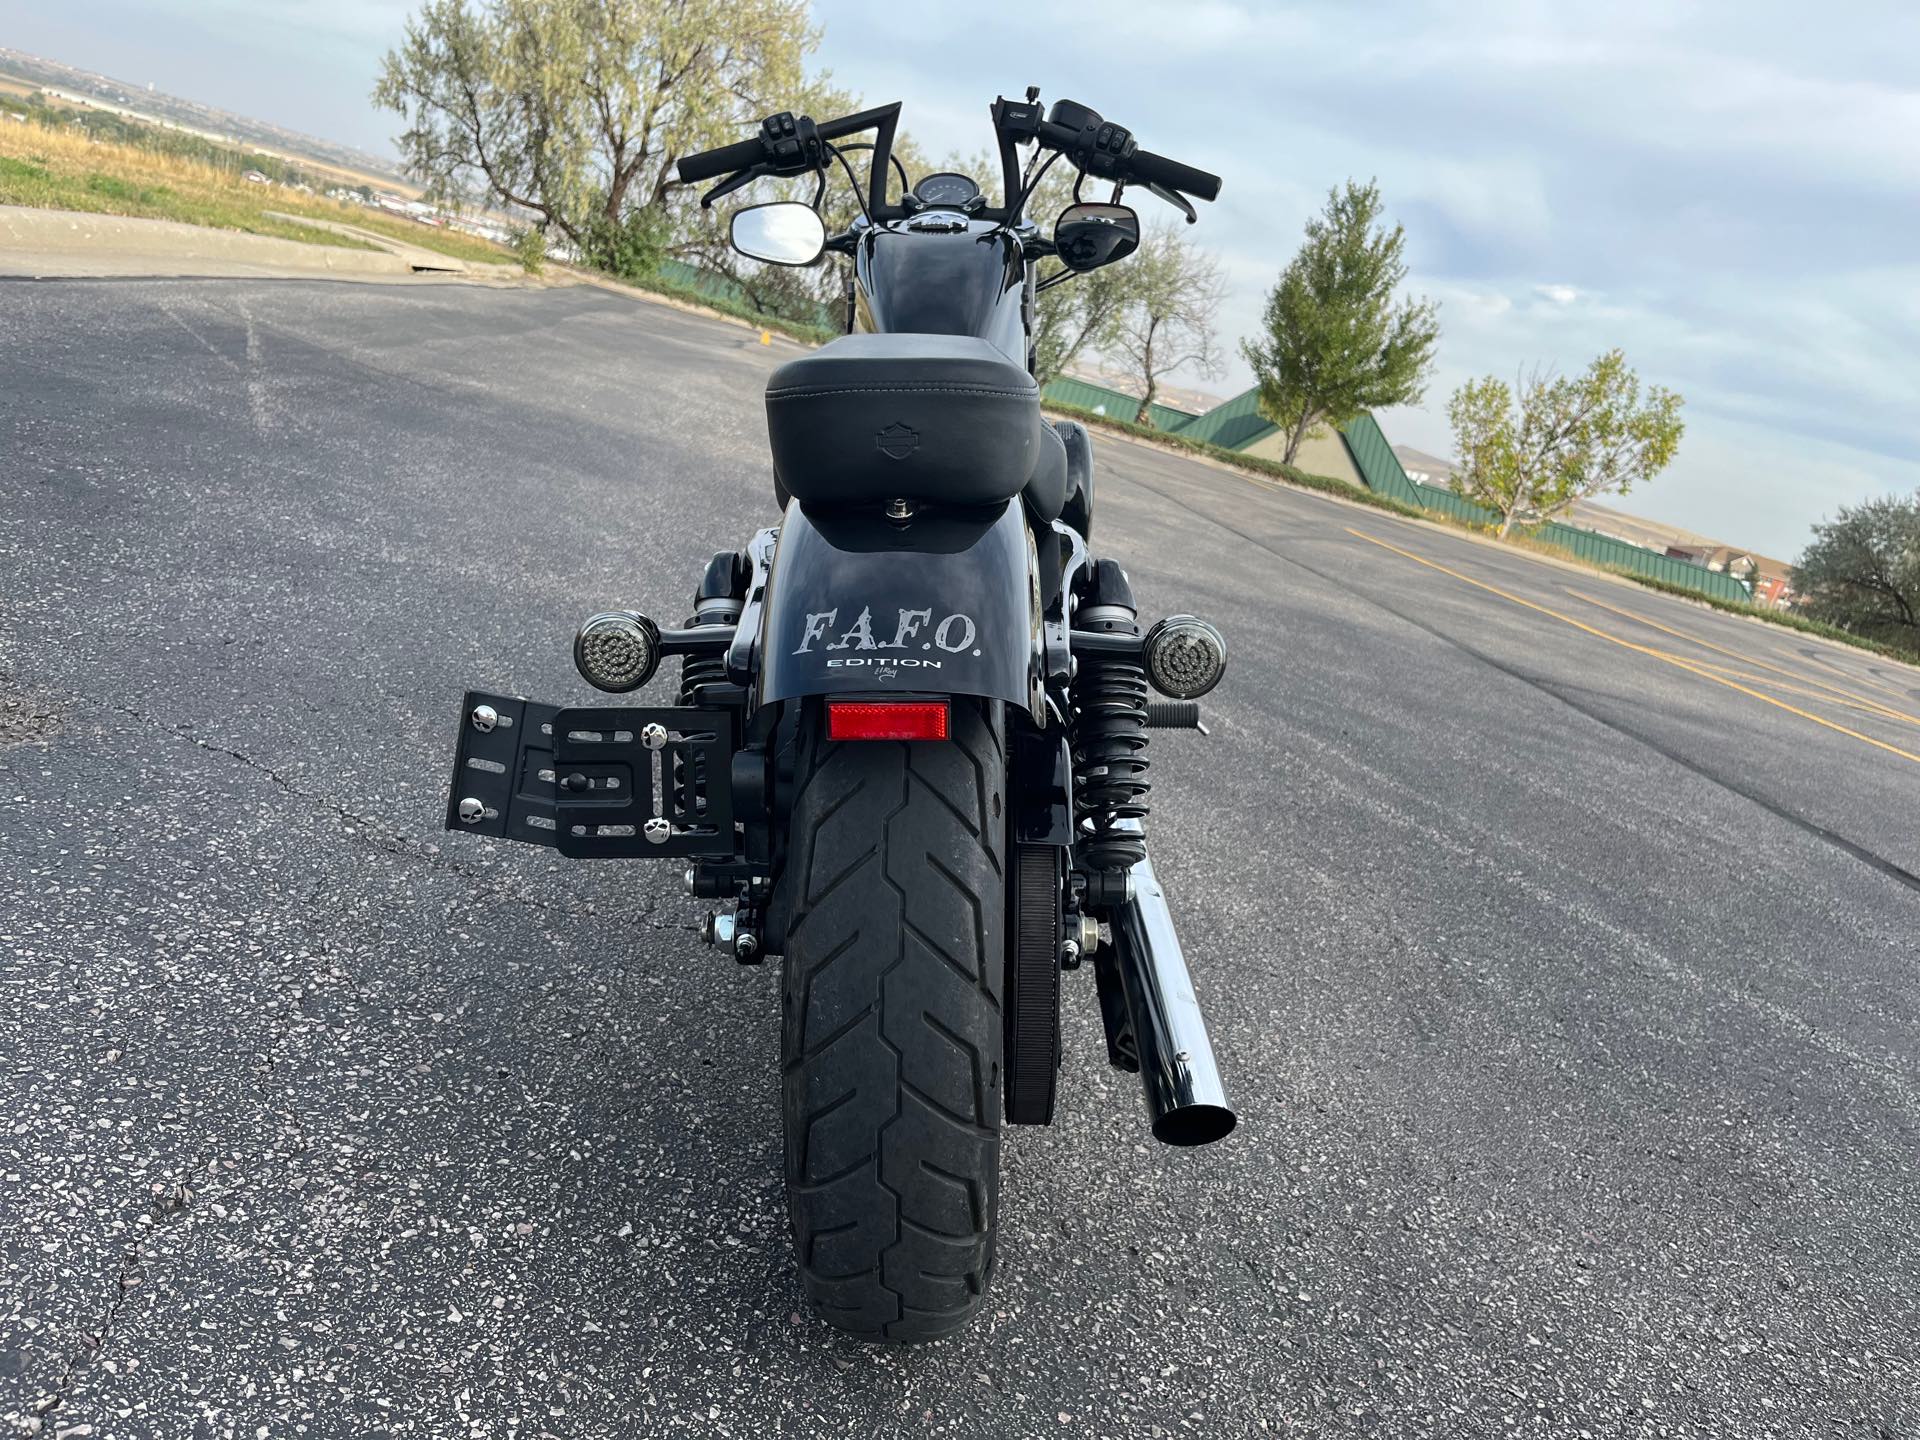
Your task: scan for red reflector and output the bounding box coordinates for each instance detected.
[828,700,950,741]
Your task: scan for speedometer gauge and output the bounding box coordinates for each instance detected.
[912,172,982,210]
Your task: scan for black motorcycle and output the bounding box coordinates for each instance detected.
[444,90,1234,1342]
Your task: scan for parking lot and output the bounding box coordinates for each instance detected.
[3,278,1916,1437]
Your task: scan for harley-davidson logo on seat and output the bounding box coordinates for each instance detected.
[875,422,919,460]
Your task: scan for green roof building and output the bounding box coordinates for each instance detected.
[1040,376,1199,434]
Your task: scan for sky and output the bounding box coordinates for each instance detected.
[9,0,1918,559]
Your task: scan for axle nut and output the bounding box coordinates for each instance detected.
[1076,913,1101,955]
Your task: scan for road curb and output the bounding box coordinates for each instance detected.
[0,204,533,285]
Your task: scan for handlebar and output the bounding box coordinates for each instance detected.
[672,92,1218,223]
[676,102,904,216]
[1125,148,1222,204]
[676,135,764,185]
[1024,98,1221,204]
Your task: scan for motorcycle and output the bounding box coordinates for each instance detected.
[444,89,1235,1342]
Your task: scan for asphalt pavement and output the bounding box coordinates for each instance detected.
[2,278,1916,1439]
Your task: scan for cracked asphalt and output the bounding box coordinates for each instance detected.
[2,278,1917,1439]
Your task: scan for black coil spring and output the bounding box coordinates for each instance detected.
[674,620,731,815]
[1071,651,1151,872]
[676,646,727,705]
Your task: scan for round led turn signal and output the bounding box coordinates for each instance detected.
[573,611,660,693]
[1142,615,1227,699]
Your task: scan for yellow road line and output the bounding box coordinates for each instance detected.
[1562,587,1920,725]
[1649,657,1920,729]
[1345,528,1920,767]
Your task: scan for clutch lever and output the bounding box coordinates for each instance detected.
[701,165,769,210]
[1145,181,1198,225]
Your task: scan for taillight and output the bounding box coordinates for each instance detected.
[827,699,950,742]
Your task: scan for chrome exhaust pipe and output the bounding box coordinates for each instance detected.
[1097,849,1237,1147]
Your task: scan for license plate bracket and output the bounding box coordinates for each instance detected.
[445,691,736,858]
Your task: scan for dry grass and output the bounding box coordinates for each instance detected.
[0,117,510,265]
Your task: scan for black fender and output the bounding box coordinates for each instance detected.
[758,500,1041,716]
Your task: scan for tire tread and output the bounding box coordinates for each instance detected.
[781,699,1005,1342]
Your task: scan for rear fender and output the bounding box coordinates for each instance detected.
[758,500,1041,719]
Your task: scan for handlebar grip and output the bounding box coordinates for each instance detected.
[1128,149,1221,202]
[676,136,766,185]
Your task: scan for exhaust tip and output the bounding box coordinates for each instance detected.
[1152,1103,1237,1148]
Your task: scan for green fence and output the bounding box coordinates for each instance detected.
[1410,483,1500,527]
[1531,523,1753,601]
[1339,415,1751,603]
[654,258,838,330]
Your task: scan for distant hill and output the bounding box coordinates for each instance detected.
[0,46,413,194]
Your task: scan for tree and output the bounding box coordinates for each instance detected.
[1031,260,1133,388]
[1794,493,1920,649]
[373,0,812,275]
[1110,223,1226,424]
[1242,180,1439,464]
[1446,349,1686,537]
[668,86,933,327]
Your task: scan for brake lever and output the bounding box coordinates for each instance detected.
[1146,181,1198,225]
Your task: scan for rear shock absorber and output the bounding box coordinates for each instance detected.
[675,551,748,816]
[1070,558,1150,874]
[678,549,748,703]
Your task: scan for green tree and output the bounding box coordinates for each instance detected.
[510,224,546,273]
[1111,222,1226,424]
[1446,349,1686,537]
[373,0,812,275]
[1794,493,1920,649]
[1242,180,1438,464]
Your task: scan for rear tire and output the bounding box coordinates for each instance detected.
[778,697,1006,1342]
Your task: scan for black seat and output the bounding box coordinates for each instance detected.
[765,334,1043,511]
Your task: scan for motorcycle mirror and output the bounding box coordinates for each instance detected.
[1052,201,1140,273]
[729,202,827,267]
